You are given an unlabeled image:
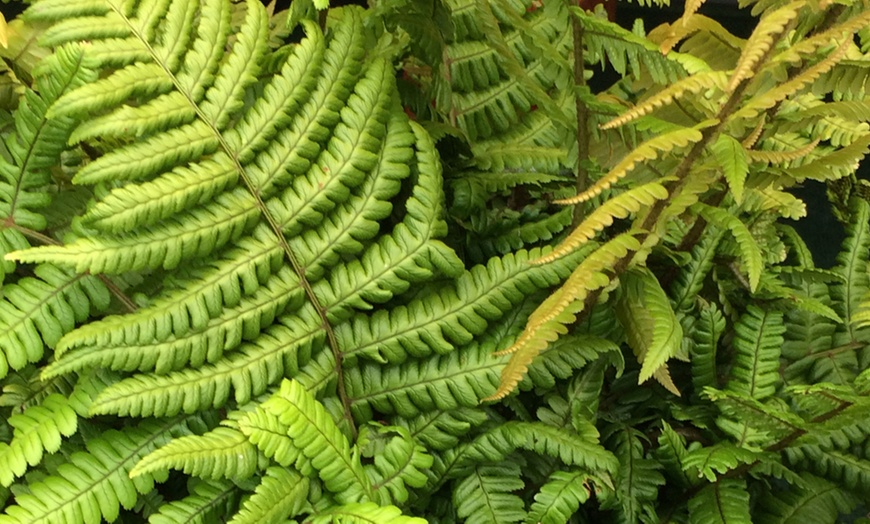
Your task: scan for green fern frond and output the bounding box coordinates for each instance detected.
[0,264,109,380]
[832,198,870,339]
[691,203,763,292]
[785,445,870,492]
[727,1,802,92]
[148,479,240,524]
[689,302,726,393]
[0,393,77,487]
[617,267,684,390]
[228,467,310,524]
[671,229,724,312]
[521,334,622,392]
[0,44,96,231]
[453,462,526,524]
[573,8,689,84]
[726,306,785,400]
[745,139,820,165]
[0,417,192,524]
[130,425,261,480]
[787,134,870,181]
[602,426,665,524]
[237,404,313,476]
[682,443,763,482]
[756,473,859,524]
[397,408,488,453]
[524,469,591,524]
[308,501,427,523]
[687,479,751,524]
[260,379,373,503]
[358,424,432,505]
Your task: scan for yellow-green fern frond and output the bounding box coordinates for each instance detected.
[727,1,803,92]
[566,127,703,204]
[615,268,683,392]
[649,13,744,56]
[486,233,641,401]
[540,182,669,263]
[601,71,727,130]
[746,139,820,165]
[710,134,749,203]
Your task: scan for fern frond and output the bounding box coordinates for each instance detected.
[488,233,641,400]
[130,426,260,480]
[237,404,313,476]
[0,417,191,524]
[524,469,590,524]
[397,408,488,453]
[691,203,763,292]
[0,44,96,231]
[148,479,240,524]
[711,136,749,203]
[359,424,432,505]
[601,71,727,130]
[726,306,785,400]
[727,1,802,92]
[0,264,109,380]
[756,473,859,524]
[603,426,665,524]
[682,443,763,482]
[671,229,724,311]
[745,139,820,165]
[832,198,870,339]
[544,182,668,260]
[308,501,427,523]
[0,393,77,487]
[495,421,618,474]
[689,302,726,393]
[687,479,751,524]
[260,379,373,503]
[228,467,310,524]
[785,445,870,492]
[617,267,684,389]
[569,126,703,204]
[453,462,526,524]
[787,134,870,181]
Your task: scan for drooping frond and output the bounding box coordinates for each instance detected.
[573,8,690,84]
[0,393,77,486]
[691,203,763,292]
[727,1,803,92]
[745,139,820,165]
[726,306,784,400]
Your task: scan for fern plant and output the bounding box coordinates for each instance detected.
[2,0,870,522]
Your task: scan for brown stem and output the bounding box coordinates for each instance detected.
[571,5,590,227]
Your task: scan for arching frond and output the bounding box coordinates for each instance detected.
[601,71,727,130]
[544,182,669,261]
[745,139,820,165]
[131,426,261,480]
[569,126,703,204]
[727,1,803,92]
[307,501,427,523]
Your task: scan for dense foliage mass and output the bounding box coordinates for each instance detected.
[1,0,870,522]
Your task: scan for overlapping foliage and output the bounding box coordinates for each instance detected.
[2,0,870,522]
